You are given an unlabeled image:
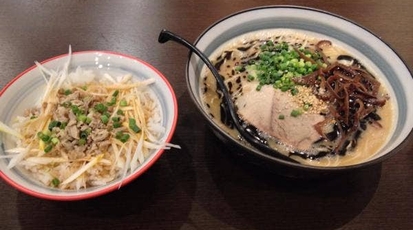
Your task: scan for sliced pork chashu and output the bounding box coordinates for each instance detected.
[235,82,325,151]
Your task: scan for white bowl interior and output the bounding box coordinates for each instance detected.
[186,6,413,167]
[0,51,178,200]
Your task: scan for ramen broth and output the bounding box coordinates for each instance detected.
[200,29,394,167]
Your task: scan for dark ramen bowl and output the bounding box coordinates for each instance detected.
[185,6,413,177]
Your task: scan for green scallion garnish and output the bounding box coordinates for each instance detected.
[290,109,302,117]
[51,137,59,145]
[116,110,124,115]
[64,89,72,95]
[113,122,122,128]
[37,132,51,142]
[94,103,108,113]
[77,114,87,123]
[128,118,141,133]
[100,114,109,124]
[78,138,87,146]
[51,178,60,187]
[48,120,61,131]
[119,99,128,107]
[44,144,53,153]
[115,131,130,143]
[246,41,323,93]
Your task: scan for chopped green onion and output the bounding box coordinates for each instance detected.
[51,137,59,145]
[48,120,61,131]
[115,131,130,143]
[60,122,68,130]
[85,117,92,124]
[119,99,128,107]
[291,87,299,96]
[116,110,124,115]
[44,144,53,153]
[80,130,89,139]
[85,128,92,135]
[291,109,303,117]
[113,122,122,128]
[44,129,51,135]
[37,132,51,142]
[64,89,72,95]
[51,178,60,187]
[120,134,130,143]
[115,131,123,139]
[94,103,108,113]
[280,85,291,92]
[249,41,324,92]
[71,105,84,116]
[101,115,109,124]
[61,101,71,108]
[78,138,86,146]
[77,114,87,123]
[303,102,312,111]
[112,90,119,97]
[112,116,120,122]
[234,66,243,72]
[106,97,117,106]
[128,118,141,133]
[278,114,285,120]
[71,105,79,113]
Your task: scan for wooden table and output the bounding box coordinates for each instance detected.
[1,1,412,229]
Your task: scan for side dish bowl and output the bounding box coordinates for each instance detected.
[186,6,413,176]
[0,51,178,200]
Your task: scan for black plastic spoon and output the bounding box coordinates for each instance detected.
[158,29,299,164]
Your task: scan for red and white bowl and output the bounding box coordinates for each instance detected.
[0,51,178,200]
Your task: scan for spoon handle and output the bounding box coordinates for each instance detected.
[158,29,237,125]
[159,30,230,100]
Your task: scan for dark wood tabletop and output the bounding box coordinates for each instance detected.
[1,1,412,229]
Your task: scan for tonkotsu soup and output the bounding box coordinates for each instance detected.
[200,29,394,167]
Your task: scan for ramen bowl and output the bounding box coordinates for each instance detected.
[185,6,413,176]
[0,51,178,200]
